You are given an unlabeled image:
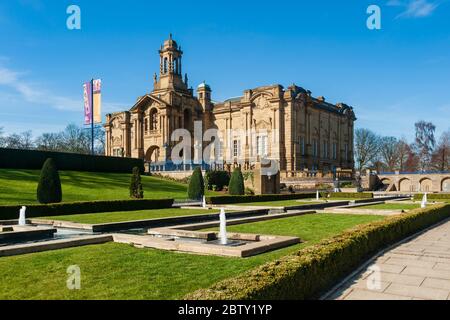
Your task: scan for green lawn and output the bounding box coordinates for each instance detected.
[231,200,320,207]
[0,169,218,205]
[40,208,218,224]
[0,213,384,299]
[359,203,422,210]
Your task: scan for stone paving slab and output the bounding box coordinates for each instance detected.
[327,219,450,300]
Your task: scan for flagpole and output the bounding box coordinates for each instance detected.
[91,78,94,155]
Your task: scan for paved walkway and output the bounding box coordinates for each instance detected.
[328,219,450,300]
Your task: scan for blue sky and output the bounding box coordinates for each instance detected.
[0,0,449,141]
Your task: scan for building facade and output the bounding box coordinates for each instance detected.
[104,36,357,176]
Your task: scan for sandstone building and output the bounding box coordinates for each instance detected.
[104,35,356,177]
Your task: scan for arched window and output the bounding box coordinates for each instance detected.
[150,109,158,131]
[163,58,168,74]
[173,58,178,74]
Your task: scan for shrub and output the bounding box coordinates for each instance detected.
[414,193,450,201]
[130,167,144,199]
[206,193,315,205]
[0,199,174,220]
[315,183,332,190]
[329,192,373,199]
[186,204,450,300]
[244,187,255,195]
[188,167,204,200]
[228,168,245,195]
[37,158,62,204]
[0,147,144,173]
[205,170,230,191]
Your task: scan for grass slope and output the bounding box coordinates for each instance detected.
[0,169,217,205]
[0,213,384,299]
[41,208,218,224]
[360,203,422,210]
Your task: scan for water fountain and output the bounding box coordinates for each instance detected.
[316,190,320,201]
[202,195,207,208]
[421,193,428,208]
[19,206,27,226]
[219,208,228,245]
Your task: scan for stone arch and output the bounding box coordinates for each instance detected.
[442,177,450,192]
[419,177,433,192]
[399,178,412,192]
[380,178,391,190]
[145,145,160,163]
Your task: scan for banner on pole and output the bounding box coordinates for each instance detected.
[83,81,92,125]
[83,79,102,125]
[93,79,102,124]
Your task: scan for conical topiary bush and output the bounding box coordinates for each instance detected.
[37,158,62,204]
[188,167,204,200]
[228,167,245,195]
[130,167,144,199]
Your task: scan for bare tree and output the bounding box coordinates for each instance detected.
[3,131,35,150]
[431,130,450,172]
[354,128,380,171]
[397,138,410,172]
[35,132,64,151]
[380,136,399,172]
[413,121,436,171]
[0,127,5,148]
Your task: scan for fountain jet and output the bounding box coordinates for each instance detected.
[219,208,228,245]
[421,193,428,208]
[19,206,27,226]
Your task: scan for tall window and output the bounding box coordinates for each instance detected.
[144,118,149,133]
[332,143,337,160]
[233,140,240,157]
[312,139,318,157]
[344,144,348,161]
[257,135,268,157]
[163,57,168,74]
[299,137,305,156]
[150,109,158,131]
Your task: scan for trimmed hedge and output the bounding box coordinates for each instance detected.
[185,204,450,300]
[206,193,315,205]
[329,192,373,199]
[0,148,144,173]
[188,167,205,200]
[414,193,450,201]
[0,199,174,220]
[228,168,245,195]
[37,158,62,204]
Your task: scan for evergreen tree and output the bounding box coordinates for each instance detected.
[37,158,62,204]
[130,167,144,199]
[228,167,245,195]
[188,167,204,200]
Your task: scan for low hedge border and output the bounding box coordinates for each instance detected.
[185,204,450,300]
[206,193,315,205]
[329,192,373,199]
[414,193,450,201]
[0,199,174,220]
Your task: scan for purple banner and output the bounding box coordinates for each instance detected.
[83,81,92,125]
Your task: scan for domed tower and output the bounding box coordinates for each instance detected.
[197,81,212,112]
[153,34,189,93]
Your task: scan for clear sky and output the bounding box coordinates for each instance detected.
[0,0,449,141]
